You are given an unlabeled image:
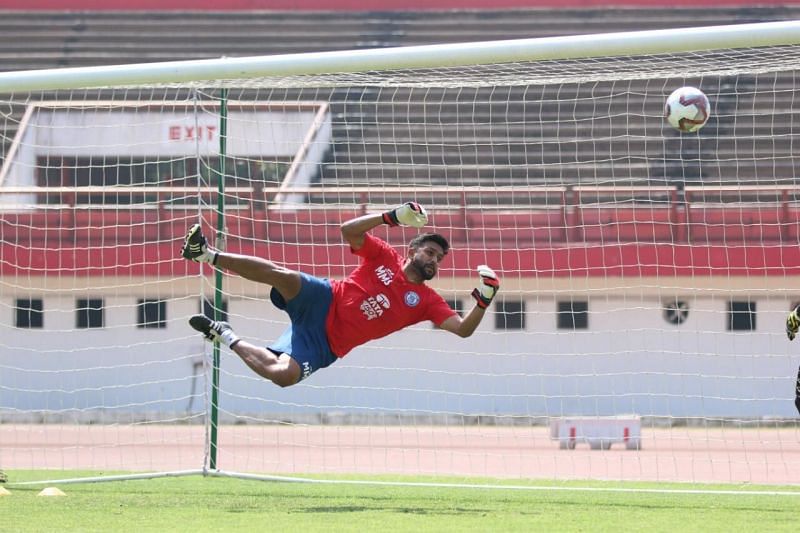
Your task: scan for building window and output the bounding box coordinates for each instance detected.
[137,299,167,329]
[663,299,689,325]
[558,300,588,330]
[202,298,228,322]
[76,298,104,329]
[15,298,43,328]
[495,299,525,330]
[728,301,756,331]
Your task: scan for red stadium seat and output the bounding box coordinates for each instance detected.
[578,207,675,243]
[688,207,783,243]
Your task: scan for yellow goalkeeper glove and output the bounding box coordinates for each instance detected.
[786,305,800,341]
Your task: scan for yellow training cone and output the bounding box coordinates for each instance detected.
[37,487,66,497]
[0,486,11,496]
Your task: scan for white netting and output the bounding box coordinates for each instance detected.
[1,42,800,486]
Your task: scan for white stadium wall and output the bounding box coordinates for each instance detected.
[3,277,795,421]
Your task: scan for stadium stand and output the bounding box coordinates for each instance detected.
[2,8,800,189]
[0,7,798,218]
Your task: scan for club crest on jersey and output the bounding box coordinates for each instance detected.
[404,291,420,307]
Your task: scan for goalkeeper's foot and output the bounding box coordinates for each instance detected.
[189,314,240,348]
[180,224,218,264]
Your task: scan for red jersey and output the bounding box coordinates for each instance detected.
[325,234,456,357]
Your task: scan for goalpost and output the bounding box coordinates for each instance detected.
[2,20,800,491]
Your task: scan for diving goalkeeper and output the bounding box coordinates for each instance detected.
[180,202,499,387]
[784,306,800,414]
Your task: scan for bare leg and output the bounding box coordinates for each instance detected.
[213,254,302,384]
[232,340,301,388]
[216,252,302,302]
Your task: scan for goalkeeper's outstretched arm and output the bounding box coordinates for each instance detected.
[341,201,428,250]
[438,265,500,338]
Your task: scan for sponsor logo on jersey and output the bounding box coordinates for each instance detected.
[375,265,394,286]
[404,291,420,307]
[302,361,312,380]
[360,293,391,320]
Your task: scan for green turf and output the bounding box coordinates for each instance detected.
[2,472,800,532]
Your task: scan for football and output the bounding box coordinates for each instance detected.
[664,86,710,133]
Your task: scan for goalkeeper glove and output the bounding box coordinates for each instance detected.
[471,265,500,309]
[383,202,428,228]
[787,305,800,341]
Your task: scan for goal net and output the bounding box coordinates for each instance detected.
[2,23,800,488]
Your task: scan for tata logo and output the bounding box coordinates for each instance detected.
[375,294,391,309]
[360,293,391,320]
[404,291,420,307]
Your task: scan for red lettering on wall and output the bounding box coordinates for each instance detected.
[167,125,217,141]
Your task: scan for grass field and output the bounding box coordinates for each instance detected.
[3,471,800,532]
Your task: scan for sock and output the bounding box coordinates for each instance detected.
[197,248,219,265]
[218,328,240,348]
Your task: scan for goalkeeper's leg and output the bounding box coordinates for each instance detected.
[232,341,300,387]
[214,253,302,301]
[180,224,302,301]
[189,314,300,387]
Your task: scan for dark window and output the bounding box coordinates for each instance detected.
[663,300,689,325]
[76,298,104,329]
[202,298,228,322]
[558,300,588,330]
[728,301,756,331]
[137,299,166,329]
[15,298,43,328]
[495,300,525,330]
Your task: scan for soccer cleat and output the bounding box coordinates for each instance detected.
[189,314,240,348]
[180,224,215,263]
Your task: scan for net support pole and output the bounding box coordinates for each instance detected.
[209,88,228,471]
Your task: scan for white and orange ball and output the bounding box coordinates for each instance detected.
[664,86,710,133]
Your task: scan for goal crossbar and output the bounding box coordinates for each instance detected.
[0,21,797,92]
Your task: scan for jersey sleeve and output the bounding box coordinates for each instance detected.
[428,292,458,326]
[352,233,400,263]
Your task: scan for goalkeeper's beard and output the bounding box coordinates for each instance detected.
[410,258,436,281]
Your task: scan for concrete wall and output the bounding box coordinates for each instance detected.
[2,279,797,421]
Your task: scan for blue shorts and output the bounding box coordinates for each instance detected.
[268,273,337,382]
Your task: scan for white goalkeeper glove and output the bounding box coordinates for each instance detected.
[383,201,428,228]
[471,265,500,309]
[787,305,800,341]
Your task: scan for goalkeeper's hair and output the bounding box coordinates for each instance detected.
[409,233,450,255]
